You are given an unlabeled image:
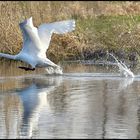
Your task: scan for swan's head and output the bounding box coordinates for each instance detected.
[19,17,33,27]
[27,17,33,27]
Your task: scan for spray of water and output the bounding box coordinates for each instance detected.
[45,66,63,75]
[108,53,134,78]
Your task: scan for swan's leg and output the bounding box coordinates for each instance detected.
[18,66,35,71]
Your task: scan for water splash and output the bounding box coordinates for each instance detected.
[108,53,134,78]
[118,77,134,91]
[45,66,63,75]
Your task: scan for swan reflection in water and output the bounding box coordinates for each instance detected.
[17,76,63,138]
[0,70,138,139]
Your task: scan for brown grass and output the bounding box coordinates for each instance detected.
[0,1,140,63]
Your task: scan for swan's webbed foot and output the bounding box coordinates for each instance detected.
[18,66,35,71]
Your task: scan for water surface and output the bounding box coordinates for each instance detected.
[0,61,140,139]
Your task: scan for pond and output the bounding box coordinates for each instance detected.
[0,61,140,139]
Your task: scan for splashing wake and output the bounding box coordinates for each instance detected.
[45,66,63,75]
[108,53,134,78]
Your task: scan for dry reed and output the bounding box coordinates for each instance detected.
[0,1,140,62]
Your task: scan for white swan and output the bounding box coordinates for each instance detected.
[108,53,134,78]
[0,17,75,74]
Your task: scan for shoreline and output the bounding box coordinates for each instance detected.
[0,49,139,69]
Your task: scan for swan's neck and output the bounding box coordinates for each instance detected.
[0,53,17,60]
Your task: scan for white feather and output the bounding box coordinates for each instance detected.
[38,19,75,51]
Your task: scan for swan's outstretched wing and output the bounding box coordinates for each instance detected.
[38,19,75,51]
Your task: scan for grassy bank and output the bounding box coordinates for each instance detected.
[49,15,140,65]
[0,1,140,65]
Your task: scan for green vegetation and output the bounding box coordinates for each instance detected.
[0,1,140,64]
